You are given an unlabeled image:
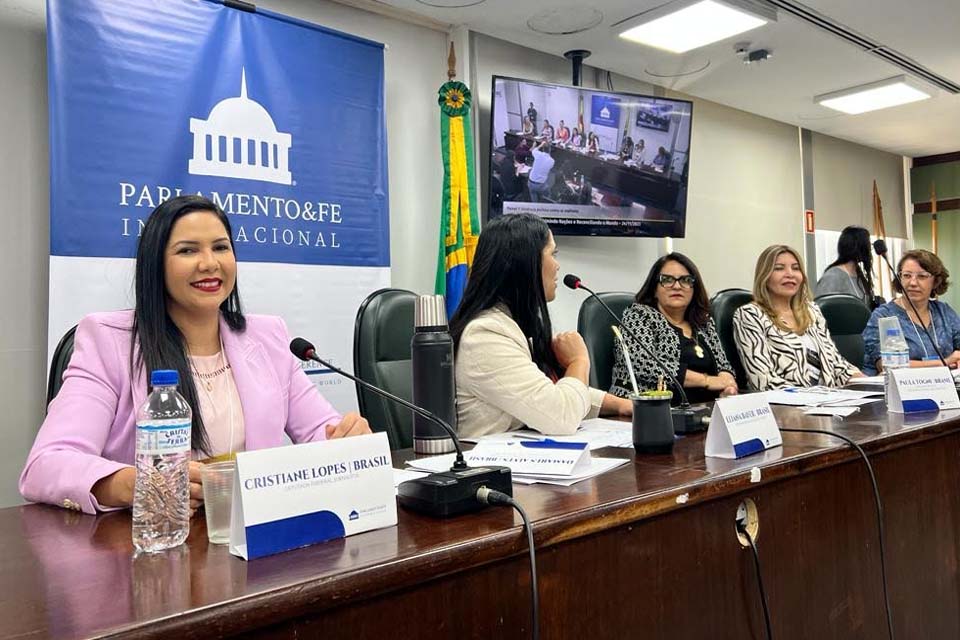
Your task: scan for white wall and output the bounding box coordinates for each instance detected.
[0,20,49,508]
[671,96,805,292]
[810,131,907,237]
[0,0,447,508]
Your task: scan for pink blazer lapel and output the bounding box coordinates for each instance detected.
[220,316,285,450]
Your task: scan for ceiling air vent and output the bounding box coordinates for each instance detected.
[762,0,960,94]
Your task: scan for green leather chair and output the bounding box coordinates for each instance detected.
[46,324,78,408]
[815,293,871,369]
[709,288,753,391]
[353,288,417,450]
[576,292,634,391]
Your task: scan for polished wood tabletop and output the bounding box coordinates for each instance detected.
[3,403,959,639]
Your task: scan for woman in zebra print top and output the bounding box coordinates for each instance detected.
[733,245,862,391]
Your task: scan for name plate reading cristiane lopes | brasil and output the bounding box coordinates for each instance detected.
[229,432,396,560]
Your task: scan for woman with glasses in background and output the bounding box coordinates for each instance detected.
[610,253,737,404]
[862,249,960,374]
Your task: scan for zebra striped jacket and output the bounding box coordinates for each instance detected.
[732,301,859,391]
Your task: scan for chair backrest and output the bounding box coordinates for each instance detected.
[815,293,872,369]
[46,324,78,407]
[577,292,635,391]
[709,288,753,390]
[353,288,417,450]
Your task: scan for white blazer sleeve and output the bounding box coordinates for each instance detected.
[458,318,600,435]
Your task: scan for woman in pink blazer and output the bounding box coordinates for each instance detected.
[20,196,369,514]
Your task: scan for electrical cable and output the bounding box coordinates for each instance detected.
[738,521,773,640]
[477,487,539,640]
[779,427,895,640]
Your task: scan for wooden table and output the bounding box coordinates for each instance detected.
[3,404,959,639]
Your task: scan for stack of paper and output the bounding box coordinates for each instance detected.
[762,386,883,419]
[462,419,634,451]
[763,386,882,407]
[405,440,629,487]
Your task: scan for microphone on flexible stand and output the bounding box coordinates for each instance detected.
[563,274,710,433]
[872,240,949,369]
[289,337,513,517]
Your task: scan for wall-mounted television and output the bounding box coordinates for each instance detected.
[488,76,693,238]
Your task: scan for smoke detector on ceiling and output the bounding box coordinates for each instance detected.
[734,41,772,64]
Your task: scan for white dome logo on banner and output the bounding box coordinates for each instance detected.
[189,68,293,185]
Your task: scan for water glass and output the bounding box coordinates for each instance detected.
[202,460,235,545]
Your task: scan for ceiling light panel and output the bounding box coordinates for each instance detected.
[618,0,773,54]
[815,76,932,115]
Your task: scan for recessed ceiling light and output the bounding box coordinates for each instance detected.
[616,0,775,54]
[815,76,932,114]
[527,7,604,36]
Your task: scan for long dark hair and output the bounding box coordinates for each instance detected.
[133,195,245,455]
[450,214,561,377]
[827,225,874,298]
[635,252,711,328]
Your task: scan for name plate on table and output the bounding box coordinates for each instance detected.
[705,395,782,459]
[467,440,591,477]
[888,367,960,414]
[229,432,396,560]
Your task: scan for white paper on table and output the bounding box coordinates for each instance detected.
[802,406,860,418]
[763,386,881,407]
[407,452,627,483]
[818,397,881,407]
[393,468,429,491]
[509,457,630,486]
[462,420,633,450]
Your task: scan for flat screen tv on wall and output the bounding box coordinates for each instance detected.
[488,76,693,238]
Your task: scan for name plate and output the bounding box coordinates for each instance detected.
[705,395,782,459]
[229,432,396,560]
[466,440,590,477]
[888,367,960,414]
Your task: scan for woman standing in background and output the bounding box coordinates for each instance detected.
[815,225,880,308]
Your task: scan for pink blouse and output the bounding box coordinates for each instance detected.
[189,352,245,458]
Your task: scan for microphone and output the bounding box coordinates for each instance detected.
[872,241,949,369]
[289,337,513,517]
[564,274,710,433]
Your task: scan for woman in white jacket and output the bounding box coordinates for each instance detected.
[450,214,632,438]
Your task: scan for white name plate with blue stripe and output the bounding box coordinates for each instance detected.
[705,395,782,460]
[229,432,396,560]
[888,367,960,414]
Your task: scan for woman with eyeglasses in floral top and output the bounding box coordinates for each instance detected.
[862,249,960,375]
[610,252,738,405]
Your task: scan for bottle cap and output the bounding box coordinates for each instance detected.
[150,369,179,386]
[414,294,449,329]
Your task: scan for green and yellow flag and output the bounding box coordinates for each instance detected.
[436,80,479,318]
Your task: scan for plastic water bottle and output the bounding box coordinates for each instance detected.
[879,318,910,406]
[132,369,192,553]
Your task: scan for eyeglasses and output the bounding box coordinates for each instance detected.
[658,274,696,289]
[898,271,933,283]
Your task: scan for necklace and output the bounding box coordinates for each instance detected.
[664,314,705,358]
[193,361,232,391]
[190,335,237,456]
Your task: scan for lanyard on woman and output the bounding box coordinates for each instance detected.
[908,304,941,360]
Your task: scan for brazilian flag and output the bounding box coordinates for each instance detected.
[436,81,479,318]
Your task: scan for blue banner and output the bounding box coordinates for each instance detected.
[48,0,389,268]
[590,95,621,129]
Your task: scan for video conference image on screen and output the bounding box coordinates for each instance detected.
[489,76,693,238]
